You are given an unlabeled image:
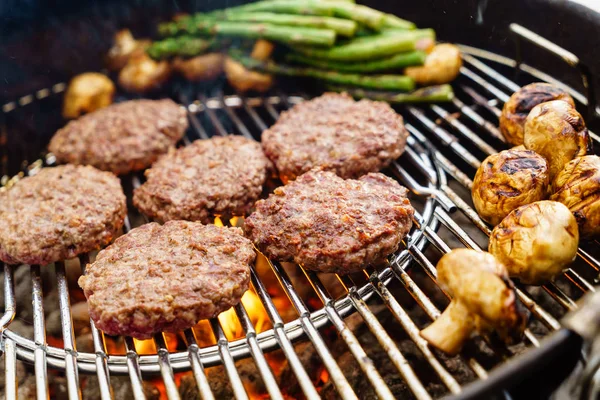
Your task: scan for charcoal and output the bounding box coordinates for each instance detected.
[82,375,160,400]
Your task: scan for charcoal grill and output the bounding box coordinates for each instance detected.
[2,2,600,399]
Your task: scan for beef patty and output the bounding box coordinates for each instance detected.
[261,92,408,181]
[78,221,255,339]
[133,135,271,223]
[0,165,126,265]
[244,169,414,274]
[49,99,188,175]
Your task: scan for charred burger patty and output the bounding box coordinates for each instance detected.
[244,169,414,274]
[261,92,408,181]
[79,221,255,339]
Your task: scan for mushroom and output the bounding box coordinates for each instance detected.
[404,44,462,86]
[551,155,600,238]
[420,249,527,355]
[225,40,274,93]
[172,53,225,82]
[118,51,171,93]
[499,83,575,146]
[62,72,115,119]
[471,148,549,226]
[489,201,579,285]
[105,29,151,72]
[524,99,592,182]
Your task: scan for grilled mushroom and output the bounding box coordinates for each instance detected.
[551,155,600,238]
[499,83,575,146]
[405,44,462,85]
[62,72,115,119]
[105,29,151,72]
[524,100,591,181]
[420,249,527,355]
[173,53,225,82]
[225,40,274,93]
[118,52,171,93]
[471,149,549,226]
[489,201,579,285]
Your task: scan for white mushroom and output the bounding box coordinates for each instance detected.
[420,249,527,355]
[524,99,591,182]
[489,201,579,285]
[62,73,115,119]
[405,44,462,85]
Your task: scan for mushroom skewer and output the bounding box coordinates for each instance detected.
[420,249,528,355]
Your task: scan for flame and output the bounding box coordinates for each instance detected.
[218,290,271,340]
[134,332,179,355]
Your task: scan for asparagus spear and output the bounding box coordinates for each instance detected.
[232,53,415,91]
[169,21,337,47]
[287,51,426,72]
[382,14,416,30]
[146,36,217,59]
[326,84,455,103]
[293,33,417,61]
[218,1,385,30]
[225,12,357,37]
[211,0,337,17]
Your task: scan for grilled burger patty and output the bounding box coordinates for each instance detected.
[49,99,188,175]
[0,165,126,266]
[245,169,414,274]
[133,135,272,223]
[261,92,408,181]
[78,221,255,339]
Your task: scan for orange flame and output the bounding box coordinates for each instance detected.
[218,290,271,340]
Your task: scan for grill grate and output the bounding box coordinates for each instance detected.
[0,42,599,400]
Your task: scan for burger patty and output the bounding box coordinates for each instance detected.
[49,99,188,175]
[261,92,408,181]
[133,135,271,223]
[0,165,126,266]
[78,221,255,339]
[244,169,414,274]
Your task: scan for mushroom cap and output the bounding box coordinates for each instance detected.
[437,249,524,336]
[489,201,579,285]
[551,155,600,238]
[499,83,574,146]
[524,100,591,182]
[472,149,549,226]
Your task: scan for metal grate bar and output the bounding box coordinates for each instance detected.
[367,273,462,394]
[4,338,17,399]
[56,261,82,400]
[124,337,147,400]
[183,329,216,400]
[340,276,434,400]
[460,67,511,102]
[198,95,228,136]
[407,107,481,169]
[219,96,254,140]
[0,264,15,330]
[269,261,358,400]
[460,86,502,117]
[154,334,181,400]
[248,266,320,399]
[30,265,49,400]
[304,271,396,400]
[430,104,498,155]
[461,54,521,92]
[80,253,113,400]
[450,97,505,142]
[210,319,249,400]
[241,97,268,131]
[233,303,284,400]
